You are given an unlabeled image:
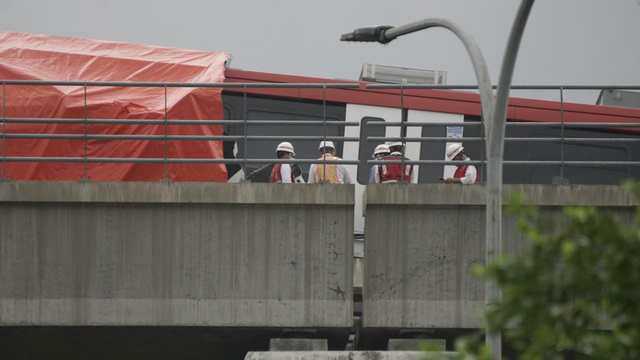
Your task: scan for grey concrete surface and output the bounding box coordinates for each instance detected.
[269,339,328,351]
[387,339,446,351]
[363,183,638,208]
[0,181,354,327]
[362,184,636,330]
[353,258,363,289]
[0,181,354,205]
[245,351,458,360]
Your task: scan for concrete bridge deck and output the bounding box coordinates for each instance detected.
[359,184,637,349]
[1,181,636,358]
[0,181,354,358]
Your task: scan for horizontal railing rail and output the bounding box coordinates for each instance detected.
[1,80,361,89]
[2,157,361,165]
[365,84,640,90]
[368,137,640,143]
[3,134,361,141]
[367,160,637,167]
[1,119,360,126]
[368,122,640,128]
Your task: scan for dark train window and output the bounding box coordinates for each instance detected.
[221,94,347,182]
[358,117,385,184]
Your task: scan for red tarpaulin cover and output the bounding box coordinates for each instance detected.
[0,31,229,181]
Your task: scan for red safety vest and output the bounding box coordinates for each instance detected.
[270,164,295,183]
[380,154,413,183]
[315,155,342,184]
[454,165,479,184]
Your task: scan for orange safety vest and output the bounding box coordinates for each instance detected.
[454,165,479,184]
[270,164,295,183]
[316,155,341,184]
[380,154,413,183]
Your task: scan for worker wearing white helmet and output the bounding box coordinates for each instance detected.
[368,144,390,183]
[308,141,353,184]
[442,143,478,184]
[373,144,391,159]
[387,141,404,153]
[379,141,418,184]
[270,142,297,183]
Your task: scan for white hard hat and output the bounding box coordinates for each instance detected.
[388,141,404,148]
[372,144,390,157]
[276,142,295,154]
[318,141,335,150]
[446,143,464,160]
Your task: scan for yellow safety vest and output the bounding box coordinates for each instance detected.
[316,155,341,184]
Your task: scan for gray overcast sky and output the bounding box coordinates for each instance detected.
[2,0,639,104]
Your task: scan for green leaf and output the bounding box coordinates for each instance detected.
[457,182,640,360]
[561,240,577,258]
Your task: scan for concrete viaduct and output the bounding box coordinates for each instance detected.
[0,181,635,359]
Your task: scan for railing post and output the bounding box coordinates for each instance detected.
[79,84,90,182]
[400,86,406,183]
[1,82,8,181]
[480,114,485,183]
[322,85,327,181]
[161,85,170,183]
[243,86,248,181]
[560,86,565,183]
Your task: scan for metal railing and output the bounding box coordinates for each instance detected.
[364,84,640,184]
[1,80,639,183]
[0,81,361,181]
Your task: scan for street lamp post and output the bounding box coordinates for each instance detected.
[341,1,536,358]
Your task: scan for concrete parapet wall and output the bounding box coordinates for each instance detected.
[0,181,355,205]
[363,184,636,330]
[0,181,354,327]
[364,184,638,207]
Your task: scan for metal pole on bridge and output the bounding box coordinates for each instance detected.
[340,1,536,357]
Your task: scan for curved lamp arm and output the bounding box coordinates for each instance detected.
[383,18,496,124]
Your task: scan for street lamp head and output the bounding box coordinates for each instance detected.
[340,26,394,44]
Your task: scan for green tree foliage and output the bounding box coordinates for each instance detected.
[457,182,640,360]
